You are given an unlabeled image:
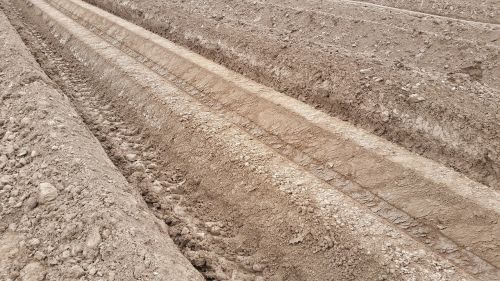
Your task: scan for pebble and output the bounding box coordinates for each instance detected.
[408,93,426,103]
[88,265,97,276]
[66,264,85,278]
[17,149,28,157]
[252,263,265,272]
[24,196,38,210]
[4,144,14,155]
[20,262,46,281]
[125,153,137,162]
[149,183,162,194]
[28,238,40,246]
[38,182,58,204]
[0,174,12,186]
[33,251,46,261]
[86,227,102,249]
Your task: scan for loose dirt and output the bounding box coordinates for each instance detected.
[1,0,499,280]
[83,0,500,190]
[0,6,203,281]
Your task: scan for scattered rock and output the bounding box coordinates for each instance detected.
[38,182,58,203]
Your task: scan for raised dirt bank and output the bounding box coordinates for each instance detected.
[0,6,204,281]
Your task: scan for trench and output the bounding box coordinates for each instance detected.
[0,0,389,280]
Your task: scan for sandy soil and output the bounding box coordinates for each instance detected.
[0,7,203,281]
[83,0,500,190]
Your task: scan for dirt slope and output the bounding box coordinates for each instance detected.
[0,8,204,281]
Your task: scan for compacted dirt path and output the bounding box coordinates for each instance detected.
[1,0,499,280]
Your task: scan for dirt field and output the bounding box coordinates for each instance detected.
[0,0,499,280]
[0,7,203,280]
[83,0,500,191]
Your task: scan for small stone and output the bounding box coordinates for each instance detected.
[8,223,17,231]
[88,265,97,276]
[149,182,162,194]
[20,262,46,281]
[408,94,425,103]
[131,162,145,171]
[66,264,85,278]
[252,263,265,272]
[24,196,38,210]
[5,144,14,155]
[61,250,71,259]
[33,251,46,261]
[0,154,7,168]
[125,154,137,162]
[17,149,28,157]
[10,188,19,197]
[28,238,40,246]
[0,175,12,186]
[86,227,101,249]
[38,182,58,204]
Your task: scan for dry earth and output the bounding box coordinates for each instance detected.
[0,0,499,280]
[84,0,500,189]
[0,6,204,281]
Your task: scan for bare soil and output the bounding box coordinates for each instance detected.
[83,0,500,189]
[0,6,203,281]
[1,1,391,280]
[1,0,499,280]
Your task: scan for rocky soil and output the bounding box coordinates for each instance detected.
[0,7,204,281]
[1,0,499,280]
[2,1,395,279]
[84,0,500,189]
[353,0,500,24]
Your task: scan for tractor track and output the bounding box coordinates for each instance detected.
[2,0,500,280]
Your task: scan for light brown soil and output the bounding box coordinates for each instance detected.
[351,0,500,24]
[1,0,499,280]
[0,6,203,281]
[83,0,500,190]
